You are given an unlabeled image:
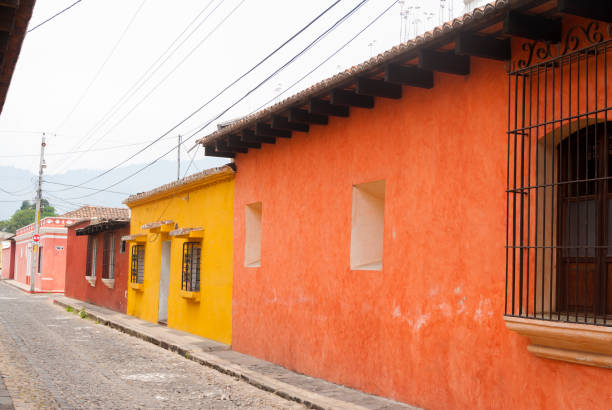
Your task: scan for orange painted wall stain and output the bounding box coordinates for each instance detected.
[232,54,612,409]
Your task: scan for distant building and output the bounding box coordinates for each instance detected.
[64,217,130,312]
[13,206,129,293]
[1,233,15,280]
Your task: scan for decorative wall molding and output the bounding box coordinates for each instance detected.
[511,22,612,71]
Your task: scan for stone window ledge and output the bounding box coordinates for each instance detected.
[504,316,612,369]
[84,275,96,287]
[179,289,200,302]
[130,282,143,291]
[101,278,115,289]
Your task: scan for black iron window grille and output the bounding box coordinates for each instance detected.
[86,237,97,277]
[102,233,115,279]
[182,242,201,292]
[506,35,612,326]
[130,245,145,284]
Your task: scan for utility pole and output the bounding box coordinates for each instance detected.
[177,134,181,181]
[29,133,46,292]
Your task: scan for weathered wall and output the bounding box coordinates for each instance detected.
[232,54,612,409]
[64,222,129,313]
[1,241,15,279]
[126,177,234,345]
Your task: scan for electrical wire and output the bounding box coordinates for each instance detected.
[42,180,129,195]
[62,0,371,200]
[53,0,147,134]
[65,0,244,168]
[55,0,344,193]
[27,0,84,33]
[251,0,399,114]
[58,0,220,164]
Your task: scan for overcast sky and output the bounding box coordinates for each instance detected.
[0,0,485,180]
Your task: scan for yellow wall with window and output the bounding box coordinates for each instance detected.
[124,166,234,345]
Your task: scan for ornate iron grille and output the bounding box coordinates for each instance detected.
[130,245,144,284]
[182,242,201,292]
[506,28,612,326]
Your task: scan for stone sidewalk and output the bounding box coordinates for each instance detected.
[0,376,13,410]
[54,296,416,410]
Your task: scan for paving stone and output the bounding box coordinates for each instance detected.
[0,282,303,409]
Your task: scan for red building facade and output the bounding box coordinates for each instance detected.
[1,236,15,279]
[199,2,612,408]
[64,219,130,313]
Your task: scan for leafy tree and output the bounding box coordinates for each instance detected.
[0,198,58,233]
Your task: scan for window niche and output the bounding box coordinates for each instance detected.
[350,180,385,271]
[244,202,262,268]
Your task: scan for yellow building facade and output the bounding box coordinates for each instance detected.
[123,165,234,345]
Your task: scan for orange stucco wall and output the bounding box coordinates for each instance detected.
[232,52,612,409]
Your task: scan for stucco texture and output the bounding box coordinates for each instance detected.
[126,175,234,345]
[231,54,612,409]
[64,221,130,313]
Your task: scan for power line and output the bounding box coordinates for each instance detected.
[66,0,244,167]
[54,0,147,134]
[42,180,129,195]
[57,0,220,167]
[252,0,399,114]
[58,0,344,193]
[0,135,175,158]
[63,0,371,200]
[27,0,84,33]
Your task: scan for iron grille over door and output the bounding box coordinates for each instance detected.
[506,31,612,326]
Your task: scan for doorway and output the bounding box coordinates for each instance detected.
[158,241,171,325]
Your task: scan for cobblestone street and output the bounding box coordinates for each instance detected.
[0,282,303,409]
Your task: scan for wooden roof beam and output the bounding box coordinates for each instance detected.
[271,115,309,132]
[255,122,291,138]
[288,108,328,125]
[455,33,511,61]
[418,49,470,75]
[204,145,235,158]
[384,64,433,89]
[217,140,247,154]
[330,89,374,108]
[356,78,402,99]
[242,129,275,144]
[228,134,260,150]
[309,98,349,117]
[503,10,561,43]
[558,0,612,23]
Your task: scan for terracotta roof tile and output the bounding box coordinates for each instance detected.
[123,164,235,205]
[61,205,130,220]
[198,0,518,146]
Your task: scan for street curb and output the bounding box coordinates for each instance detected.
[52,298,373,410]
[0,279,62,295]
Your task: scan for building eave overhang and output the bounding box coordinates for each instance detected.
[75,219,130,236]
[0,0,36,116]
[197,0,592,157]
[123,165,235,207]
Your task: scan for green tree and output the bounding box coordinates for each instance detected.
[0,199,58,233]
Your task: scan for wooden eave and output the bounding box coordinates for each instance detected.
[197,0,601,157]
[0,0,36,116]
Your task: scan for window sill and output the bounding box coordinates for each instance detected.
[130,282,143,291]
[84,275,96,287]
[504,316,612,369]
[179,290,200,302]
[101,278,115,289]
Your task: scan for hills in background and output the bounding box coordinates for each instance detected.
[0,157,229,220]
